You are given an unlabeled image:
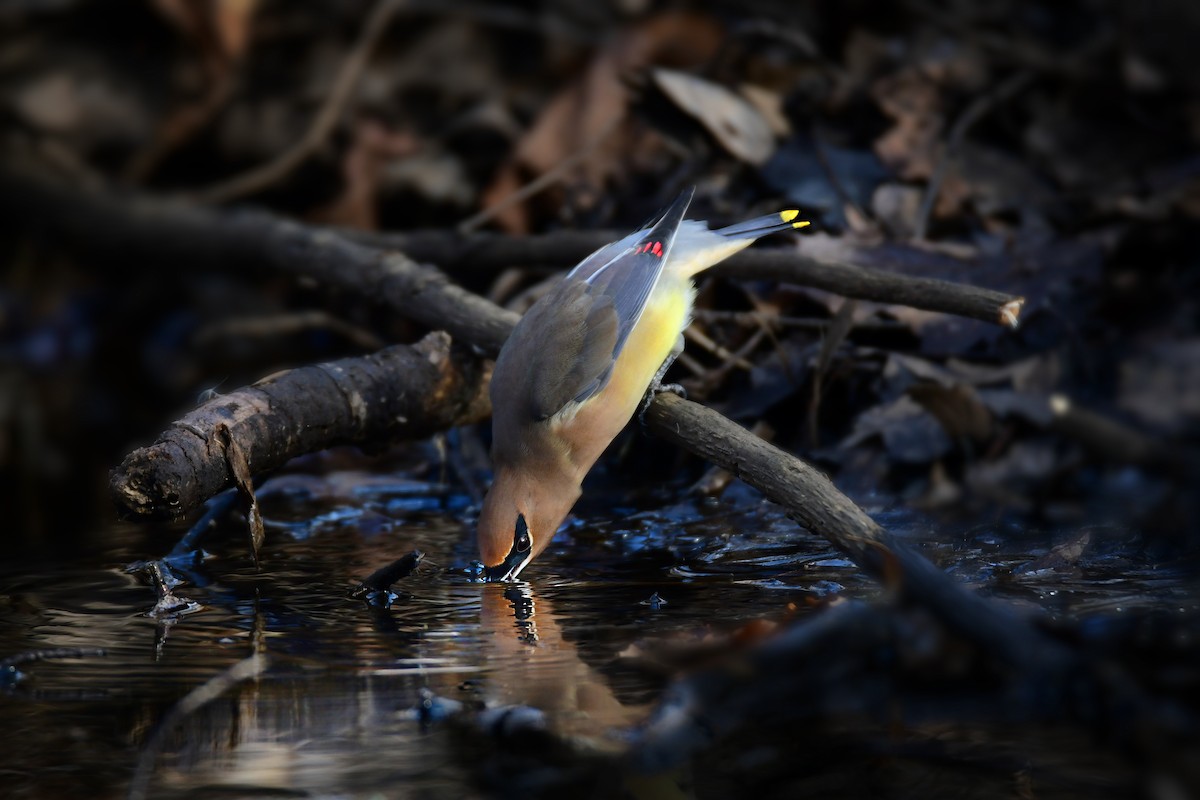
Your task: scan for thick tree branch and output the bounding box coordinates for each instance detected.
[2,165,517,355]
[112,333,490,519]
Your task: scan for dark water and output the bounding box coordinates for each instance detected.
[1,470,1195,798]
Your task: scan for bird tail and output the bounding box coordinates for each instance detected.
[715,209,809,240]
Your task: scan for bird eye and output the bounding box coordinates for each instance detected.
[514,514,532,553]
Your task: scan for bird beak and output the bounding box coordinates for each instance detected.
[481,521,534,583]
[482,549,530,582]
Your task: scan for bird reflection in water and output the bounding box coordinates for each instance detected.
[478,581,644,740]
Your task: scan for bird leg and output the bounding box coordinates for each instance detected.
[638,336,687,423]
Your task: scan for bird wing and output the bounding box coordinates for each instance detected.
[562,188,693,403]
[493,189,694,426]
[527,279,621,420]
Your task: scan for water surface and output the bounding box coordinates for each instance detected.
[1,471,1193,798]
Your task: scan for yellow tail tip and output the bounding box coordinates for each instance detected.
[780,209,810,228]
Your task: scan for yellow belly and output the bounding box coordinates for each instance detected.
[556,276,693,477]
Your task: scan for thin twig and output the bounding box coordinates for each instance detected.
[807,299,857,448]
[694,308,907,333]
[683,325,756,371]
[193,310,385,351]
[913,70,1035,241]
[192,0,406,204]
[811,124,873,227]
[682,325,769,398]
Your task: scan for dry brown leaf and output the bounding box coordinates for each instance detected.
[481,12,723,233]
[151,0,258,61]
[908,382,994,443]
[739,83,792,137]
[215,422,263,567]
[129,0,259,180]
[842,395,953,463]
[651,68,777,165]
[871,68,944,180]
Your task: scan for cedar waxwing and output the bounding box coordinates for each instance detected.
[479,188,809,580]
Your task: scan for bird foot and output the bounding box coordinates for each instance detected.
[653,381,687,399]
[637,381,687,425]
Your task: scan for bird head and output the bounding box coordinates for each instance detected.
[477,467,580,581]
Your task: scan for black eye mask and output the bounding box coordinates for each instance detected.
[482,513,533,582]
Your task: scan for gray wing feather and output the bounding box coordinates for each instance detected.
[589,188,693,365]
[493,189,694,424]
[564,231,641,283]
[492,278,620,425]
[528,280,619,419]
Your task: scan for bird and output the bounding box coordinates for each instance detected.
[477,188,808,580]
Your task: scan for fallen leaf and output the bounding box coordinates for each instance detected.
[841,395,953,464]
[215,423,263,567]
[871,67,944,181]
[481,12,723,232]
[908,382,994,443]
[738,82,792,137]
[651,68,777,165]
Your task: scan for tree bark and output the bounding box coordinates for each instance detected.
[111,333,490,518]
